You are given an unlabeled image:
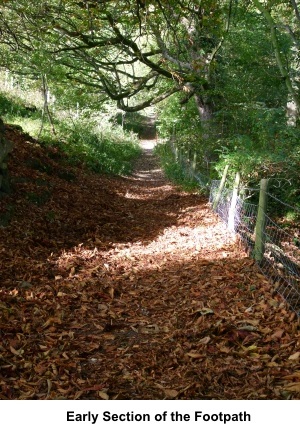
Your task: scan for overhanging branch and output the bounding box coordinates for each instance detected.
[117,86,180,112]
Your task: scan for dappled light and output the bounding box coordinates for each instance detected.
[1,125,300,400]
[0,0,299,405]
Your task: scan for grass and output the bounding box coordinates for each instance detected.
[41,118,141,175]
[0,88,141,176]
[284,211,300,223]
[154,142,200,191]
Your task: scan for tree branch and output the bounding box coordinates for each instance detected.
[290,0,300,23]
[117,86,180,112]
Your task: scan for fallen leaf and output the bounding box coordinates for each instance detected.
[283,372,300,380]
[288,352,300,361]
[285,383,300,393]
[10,345,22,356]
[69,267,76,276]
[164,389,178,398]
[1,124,299,401]
[271,330,284,339]
[98,391,109,400]
[194,308,214,316]
[199,336,211,345]
[186,352,203,358]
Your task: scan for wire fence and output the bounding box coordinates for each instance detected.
[169,141,300,315]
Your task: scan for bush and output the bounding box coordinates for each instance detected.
[155,142,200,191]
[0,90,141,175]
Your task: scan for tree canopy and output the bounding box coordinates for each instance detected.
[0,0,300,202]
[0,1,234,114]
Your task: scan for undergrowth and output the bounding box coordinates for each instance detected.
[155,142,200,192]
[0,91,141,175]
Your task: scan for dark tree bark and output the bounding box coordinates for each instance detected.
[0,118,14,194]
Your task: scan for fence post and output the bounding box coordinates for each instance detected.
[174,142,179,162]
[172,123,176,138]
[228,172,240,232]
[254,178,269,263]
[213,164,229,210]
[178,146,182,164]
[192,152,197,174]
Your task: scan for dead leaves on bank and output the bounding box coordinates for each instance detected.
[1,127,300,399]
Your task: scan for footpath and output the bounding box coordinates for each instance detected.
[0,131,299,399]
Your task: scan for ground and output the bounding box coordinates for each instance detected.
[1,127,300,400]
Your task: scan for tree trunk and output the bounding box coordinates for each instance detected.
[252,0,300,124]
[0,118,14,194]
[194,94,212,129]
[38,74,56,138]
[193,92,216,171]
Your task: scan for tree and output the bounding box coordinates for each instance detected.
[0,117,13,193]
[251,0,300,124]
[0,0,233,127]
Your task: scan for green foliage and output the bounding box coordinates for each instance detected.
[154,143,200,192]
[0,89,141,176]
[51,118,141,175]
[156,93,219,183]
[115,112,144,136]
[154,5,300,216]
[285,211,300,224]
[0,92,38,119]
[0,0,233,113]
[214,105,300,197]
[0,0,299,215]
[217,11,288,109]
[156,93,201,139]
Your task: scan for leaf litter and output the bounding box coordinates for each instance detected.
[0,130,300,399]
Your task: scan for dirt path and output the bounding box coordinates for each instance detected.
[1,132,300,400]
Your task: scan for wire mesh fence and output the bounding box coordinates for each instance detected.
[170,141,212,191]
[168,141,300,315]
[211,179,300,314]
[262,205,300,311]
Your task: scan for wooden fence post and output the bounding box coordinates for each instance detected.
[178,146,182,164]
[174,143,179,162]
[192,152,197,174]
[254,178,269,262]
[213,164,229,210]
[228,172,241,232]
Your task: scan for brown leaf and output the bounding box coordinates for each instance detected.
[193,308,214,316]
[83,384,105,392]
[218,345,231,354]
[271,330,284,339]
[285,383,300,393]
[283,372,300,380]
[69,267,76,276]
[164,389,179,398]
[98,391,109,400]
[288,352,300,361]
[186,352,203,359]
[1,125,299,401]
[9,345,22,356]
[199,336,211,345]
